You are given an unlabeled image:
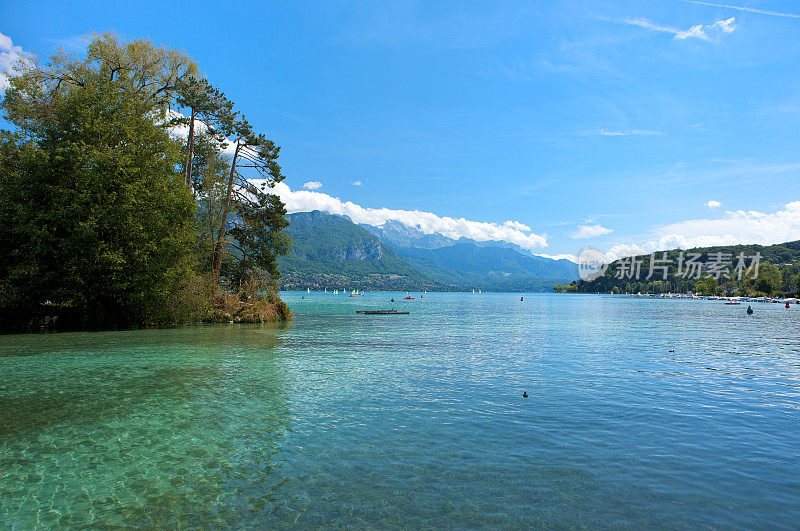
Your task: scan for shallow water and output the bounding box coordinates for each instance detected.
[1,293,799,528]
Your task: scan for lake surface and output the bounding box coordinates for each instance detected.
[1,293,799,528]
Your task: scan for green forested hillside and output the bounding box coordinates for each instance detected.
[278,212,437,290]
[278,211,577,291]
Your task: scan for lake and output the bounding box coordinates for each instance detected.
[1,293,799,528]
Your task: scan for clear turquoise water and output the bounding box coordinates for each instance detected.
[1,293,799,528]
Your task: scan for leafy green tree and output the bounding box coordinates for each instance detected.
[229,184,290,287]
[755,263,781,295]
[695,276,718,296]
[0,35,200,328]
[172,75,235,189]
[210,116,286,280]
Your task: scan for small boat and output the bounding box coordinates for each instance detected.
[725,301,741,305]
[356,310,410,315]
[404,295,414,300]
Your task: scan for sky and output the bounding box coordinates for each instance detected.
[2,0,800,261]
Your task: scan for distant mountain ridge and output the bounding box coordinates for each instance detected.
[278,211,579,291]
[361,220,459,249]
[278,211,435,291]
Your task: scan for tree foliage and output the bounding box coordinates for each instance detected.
[0,33,291,329]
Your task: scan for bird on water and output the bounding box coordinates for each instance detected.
[522,391,528,398]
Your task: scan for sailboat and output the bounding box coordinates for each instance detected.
[349,290,358,297]
[307,288,310,293]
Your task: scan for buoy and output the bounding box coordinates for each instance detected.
[522,391,528,398]
[786,302,791,309]
[747,305,753,315]
[520,296,524,301]
[391,298,394,302]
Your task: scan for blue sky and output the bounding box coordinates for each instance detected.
[2,0,800,260]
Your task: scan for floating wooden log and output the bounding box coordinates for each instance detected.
[356,310,410,315]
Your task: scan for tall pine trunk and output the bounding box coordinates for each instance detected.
[211,139,241,278]
[184,107,196,188]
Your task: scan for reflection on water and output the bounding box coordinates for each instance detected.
[1,294,800,528]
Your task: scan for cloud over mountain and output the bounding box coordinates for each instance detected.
[270,182,548,250]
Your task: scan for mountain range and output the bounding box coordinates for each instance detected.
[277,211,578,291]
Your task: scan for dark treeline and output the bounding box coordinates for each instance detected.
[559,241,800,297]
[0,33,291,330]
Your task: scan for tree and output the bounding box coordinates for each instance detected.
[695,276,718,296]
[755,263,781,295]
[0,34,199,328]
[0,33,292,329]
[172,75,235,189]
[209,116,287,282]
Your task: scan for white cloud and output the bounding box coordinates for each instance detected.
[685,1,800,20]
[615,16,736,41]
[302,181,322,190]
[269,182,548,250]
[535,253,579,263]
[0,31,32,91]
[603,201,800,260]
[712,17,736,33]
[504,220,531,232]
[593,128,663,136]
[705,200,721,209]
[571,224,614,239]
[351,180,362,186]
